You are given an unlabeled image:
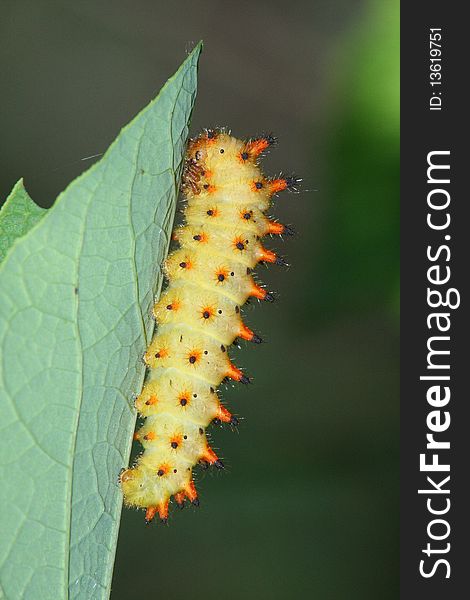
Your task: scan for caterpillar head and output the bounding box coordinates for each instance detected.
[187,131,241,167]
[183,131,276,197]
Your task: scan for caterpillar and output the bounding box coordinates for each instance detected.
[120,129,297,524]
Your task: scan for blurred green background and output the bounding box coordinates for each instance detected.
[1,1,399,598]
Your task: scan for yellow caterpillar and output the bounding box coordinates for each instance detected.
[120,129,296,524]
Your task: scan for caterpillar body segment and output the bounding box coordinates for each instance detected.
[121,130,294,523]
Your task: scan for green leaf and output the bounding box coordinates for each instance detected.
[0,179,46,264]
[0,43,201,600]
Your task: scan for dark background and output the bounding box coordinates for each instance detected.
[1,1,399,598]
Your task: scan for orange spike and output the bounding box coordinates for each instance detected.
[251,283,274,303]
[226,363,243,381]
[216,405,233,423]
[133,431,140,441]
[238,322,255,342]
[202,445,219,464]
[251,283,267,300]
[202,445,224,469]
[158,500,169,523]
[245,138,270,156]
[244,134,275,157]
[268,178,288,193]
[145,506,158,524]
[143,431,156,442]
[238,322,263,344]
[226,362,250,384]
[174,491,185,507]
[257,247,277,263]
[184,480,198,503]
[266,220,286,235]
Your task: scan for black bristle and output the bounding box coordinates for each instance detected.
[230,416,239,426]
[192,498,200,507]
[282,224,295,236]
[239,375,251,385]
[264,292,275,303]
[284,175,302,192]
[160,518,168,526]
[251,334,263,344]
[275,255,289,267]
[214,460,225,469]
[263,133,277,146]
